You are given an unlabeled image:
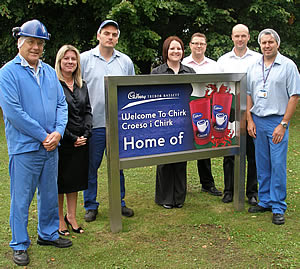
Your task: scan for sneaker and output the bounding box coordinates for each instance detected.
[121,206,134,217]
[84,209,98,222]
[13,250,29,266]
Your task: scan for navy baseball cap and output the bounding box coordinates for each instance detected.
[97,20,119,33]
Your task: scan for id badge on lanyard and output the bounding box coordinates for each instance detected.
[260,57,274,99]
[258,89,268,98]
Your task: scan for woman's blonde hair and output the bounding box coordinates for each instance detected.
[55,44,82,88]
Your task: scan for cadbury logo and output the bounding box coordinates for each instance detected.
[192,113,203,120]
[128,91,146,100]
[213,105,223,112]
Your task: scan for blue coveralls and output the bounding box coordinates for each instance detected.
[0,55,68,250]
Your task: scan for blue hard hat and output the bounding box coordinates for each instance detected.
[12,19,51,40]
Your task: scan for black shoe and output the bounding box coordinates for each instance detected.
[248,205,272,213]
[13,250,29,266]
[248,196,258,206]
[162,204,173,209]
[202,186,222,196]
[37,236,72,248]
[175,204,183,208]
[272,213,285,225]
[58,229,70,236]
[84,209,98,222]
[65,214,84,234]
[222,193,233,203]
[121,206,134,217]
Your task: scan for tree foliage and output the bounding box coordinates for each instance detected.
[0,0,299,73]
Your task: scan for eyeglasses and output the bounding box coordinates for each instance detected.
[191,42,206,47]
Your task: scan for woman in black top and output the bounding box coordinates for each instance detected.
[55,45,92,235]
[151,36,195,209]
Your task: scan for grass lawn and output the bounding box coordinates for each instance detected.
[0,106,299,268]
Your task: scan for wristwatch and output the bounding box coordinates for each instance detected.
[280,121,288,128]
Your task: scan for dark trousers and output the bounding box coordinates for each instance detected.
[197,158,216,189]
[223,131,258,198]
[155,162,187,206]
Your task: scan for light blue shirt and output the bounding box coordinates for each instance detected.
[0,55,68,155]
[19,53,42,85]
[80,46,135,128]
[247,52,300,117]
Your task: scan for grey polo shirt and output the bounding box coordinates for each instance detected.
[80,46,135,128]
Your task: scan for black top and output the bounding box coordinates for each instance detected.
[151,62,196,74]
[60,80,93,144]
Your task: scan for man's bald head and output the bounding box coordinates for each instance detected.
[232,24,249,35]
[231,24,250,55]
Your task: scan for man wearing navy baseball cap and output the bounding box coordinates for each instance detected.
[80,20,135,222]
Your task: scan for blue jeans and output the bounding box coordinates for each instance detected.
[9,146,59,250]
[84,127,125,210]
[253,114,288,214]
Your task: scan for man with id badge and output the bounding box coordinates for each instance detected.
[246,29,300,225]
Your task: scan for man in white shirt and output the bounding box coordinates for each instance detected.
[218,24,261,72]
[182,33,220,74]
[182,33,222,197]
[217,24,261,204]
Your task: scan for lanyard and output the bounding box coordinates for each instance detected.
[262,57,274,89]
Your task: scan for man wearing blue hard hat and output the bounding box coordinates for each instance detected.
[0,19,72,266]
[81,19,135,222]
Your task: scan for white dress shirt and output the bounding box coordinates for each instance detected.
[182,55,221,74]
[217,48,261,73]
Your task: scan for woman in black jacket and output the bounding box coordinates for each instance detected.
[55,45,92,235]
[151,36,195,209]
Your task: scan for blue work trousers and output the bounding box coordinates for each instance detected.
[253,114,288,214]
[84,127,125,210]
[9,146,59,250]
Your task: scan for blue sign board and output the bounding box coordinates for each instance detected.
[118,84,195,158]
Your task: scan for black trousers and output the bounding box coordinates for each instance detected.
[197,158,216,189]
[223,131,258,198]
[155,162,187,206]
